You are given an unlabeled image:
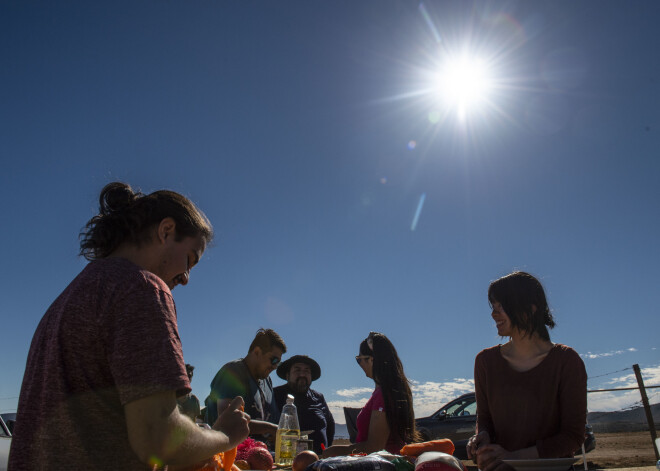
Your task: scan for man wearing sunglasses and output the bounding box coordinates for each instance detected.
[204,328,287,443]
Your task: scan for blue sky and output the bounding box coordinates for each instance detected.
[1,1,659,423]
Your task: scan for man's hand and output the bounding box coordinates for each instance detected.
[475,443,510,471]
[466,431,490,460]
[213,396,250,448]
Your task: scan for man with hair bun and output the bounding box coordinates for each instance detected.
[9,182,249,471]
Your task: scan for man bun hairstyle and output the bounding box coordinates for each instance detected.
[248,328,287,355]
[488,271,555,341]
[80,182,213,260]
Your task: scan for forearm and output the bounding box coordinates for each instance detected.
[249,419,278,436]
[323,437,384,457]
[136,411,234,468]
[508,446,539,460]
[127,391,248,469]
[341,440,382,454]
[327,420,335,445]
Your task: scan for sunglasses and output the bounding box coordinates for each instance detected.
[355,355,372,365]
[270,355,282,366]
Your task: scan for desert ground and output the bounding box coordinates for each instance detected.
[575,432,658,469]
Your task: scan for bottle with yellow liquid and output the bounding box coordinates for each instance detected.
[275,394,300,465]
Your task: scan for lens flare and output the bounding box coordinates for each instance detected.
[411,193,426,231]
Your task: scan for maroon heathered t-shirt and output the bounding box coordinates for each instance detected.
[8,258,190,470]
[474,343,587,458]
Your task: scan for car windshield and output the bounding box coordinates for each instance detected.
[0,413,16,422]
[439,397,476,417]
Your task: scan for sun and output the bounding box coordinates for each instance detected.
[435,55,492,116]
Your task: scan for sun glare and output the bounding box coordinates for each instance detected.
[436,56,492,115]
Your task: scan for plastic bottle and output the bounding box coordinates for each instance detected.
[275,394,300,465]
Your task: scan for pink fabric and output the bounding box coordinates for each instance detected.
[355,387,403,454]
[9,258,190,470]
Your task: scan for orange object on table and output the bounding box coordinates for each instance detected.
[400,439,455,457]
[196,405,246,471]
[223,405,245,471]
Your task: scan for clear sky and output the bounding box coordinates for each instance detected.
[1,1,659,423]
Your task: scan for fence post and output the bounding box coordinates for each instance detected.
[633,364,659,461]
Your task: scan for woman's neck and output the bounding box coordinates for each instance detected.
[501,332,553,372]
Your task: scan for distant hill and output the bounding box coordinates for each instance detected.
[588,402,660,433]
[334,423,349,439]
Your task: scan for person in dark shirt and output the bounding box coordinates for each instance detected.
[273,355,335,454]
[178,364,202,422]
[205,328,287,445]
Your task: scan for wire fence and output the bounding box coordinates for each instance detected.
[587,367,633,381]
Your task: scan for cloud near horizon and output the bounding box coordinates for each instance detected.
[586,364,660,412]
[580,347,637,359]
[335,387,373,397]
[328,378,474,424]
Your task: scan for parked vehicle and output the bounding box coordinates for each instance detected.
[1,414,12,471]
[415,392,477,459]
[415,392,595,460]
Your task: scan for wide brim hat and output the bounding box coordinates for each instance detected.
[277,354,321,381]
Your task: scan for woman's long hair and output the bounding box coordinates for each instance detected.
[360,332,420,444]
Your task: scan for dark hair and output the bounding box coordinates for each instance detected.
[488,271,556,341]
[79,182,213,260]
[248,328,287,354]
[185,364,195,380]
[360,332,420,444]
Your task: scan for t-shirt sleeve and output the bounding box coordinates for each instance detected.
[370,387,385,412]
[536,348,587,457]
[210,363,248,401]
[474,350,494,439]
[101,275,189,405]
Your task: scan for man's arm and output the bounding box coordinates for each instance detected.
[126,392,249,469]
[322,410,388,457]
[321,394,335,446]
[217,398,278,437]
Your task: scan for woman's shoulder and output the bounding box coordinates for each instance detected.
[549,343,585,367]
[367,386,385,410]
[476,344,503,361]
[551,343,581,358]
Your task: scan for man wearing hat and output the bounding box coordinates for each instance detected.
[274,355,335,454]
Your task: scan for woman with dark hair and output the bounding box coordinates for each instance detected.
[323,332,419,456]
[467,271,587,471]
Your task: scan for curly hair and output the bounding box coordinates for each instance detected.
[79,182,213,260]
[488,271,555,341]
[360,332,420,444]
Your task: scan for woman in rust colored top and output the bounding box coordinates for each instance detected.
[467,272,587,471]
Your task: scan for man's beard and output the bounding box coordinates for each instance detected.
[290,378,310,394]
